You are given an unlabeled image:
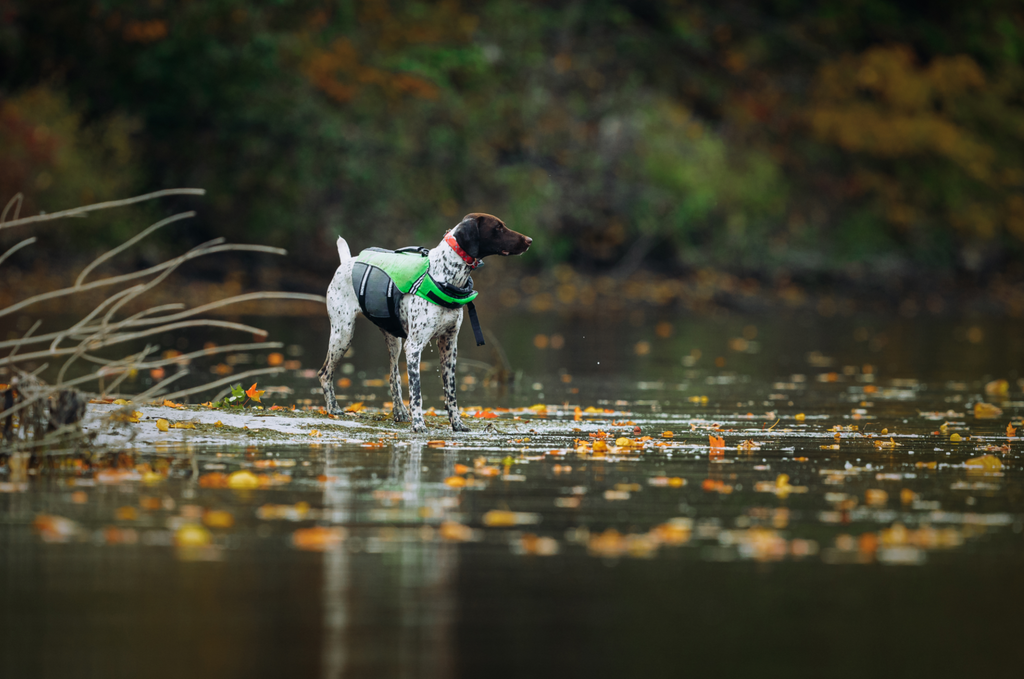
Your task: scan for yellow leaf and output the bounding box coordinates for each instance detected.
[172,421,196,429]
[309,429,321,437]
[156,419,169,432]
[965,454,1002,471]
[974,402,1003,419]
[984,379,1009,397]
[203,510,234,528]
[483,510,518,527]
[344,401,364,413]
[227,470,260,489]
[174,524,211,547]
[950,433,962,442]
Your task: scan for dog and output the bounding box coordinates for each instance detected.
[318,213,532,433]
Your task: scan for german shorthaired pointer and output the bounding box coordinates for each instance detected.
[318,214,532,433]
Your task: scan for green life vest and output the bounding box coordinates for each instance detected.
[351,247,484,344]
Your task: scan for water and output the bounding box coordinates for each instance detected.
[4,311,1024,677]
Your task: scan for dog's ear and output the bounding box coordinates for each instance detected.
[454,215,480,259]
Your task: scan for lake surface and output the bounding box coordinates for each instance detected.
[4,310,1024,677]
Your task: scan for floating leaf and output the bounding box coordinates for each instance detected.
[984,379,1009,397]
[974,402,1003,419]
[174,524,211,548]
[292,526,345,551]
[344,401,364,413]
[155,419,170,432]
[965,454,1003,471]
[227,470,260,490]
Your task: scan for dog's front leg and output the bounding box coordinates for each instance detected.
[383,332,410,422]
[404,338,428,433]
[437,330,470,432]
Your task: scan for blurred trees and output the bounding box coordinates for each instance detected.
[3,0,1024,279]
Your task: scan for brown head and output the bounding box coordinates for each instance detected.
[452,213,532,260]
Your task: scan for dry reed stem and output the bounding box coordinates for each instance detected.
[0,188,327,453]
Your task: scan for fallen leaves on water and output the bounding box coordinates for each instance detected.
[203,510,234,528]
[950,433,962,442]
[701,479,733,494]
[439,521,474,542]
[874,437,901,449]
[110,410,142,424]
[984,379,1009,397]
[257,502,311,521]
[974,402,1003,419]
[1007,422,1017,437]
[227,470,260,489]
[517,534,559,556]
[292,526,346,551]
[865,489,889,506]
[483,510,540,527]
[174,524,212,548]
[709,435,725,449]
[33,515,79,542]
[661,431,674,438]
[648,476,686,487]
[965,454,1003,471]
[156,419,170,432]
[344,401,364,413]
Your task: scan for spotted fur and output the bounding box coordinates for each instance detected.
[318,214,531,433]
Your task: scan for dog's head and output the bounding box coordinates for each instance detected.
[453,213,532,259]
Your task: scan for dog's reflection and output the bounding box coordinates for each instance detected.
[321,442,458,679]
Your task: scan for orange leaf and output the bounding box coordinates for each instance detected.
[245,383,265,403]
[1007,422,1017,438]
[344,401,364,413]
[709,435,725,448]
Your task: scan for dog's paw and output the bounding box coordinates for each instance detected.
[411,423,428,434]
[451,421,471,433]
[392,408,411,423]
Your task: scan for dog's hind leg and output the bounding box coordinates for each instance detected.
[383,332,410,423]
[318,307,356,416]
[437,329,470,432]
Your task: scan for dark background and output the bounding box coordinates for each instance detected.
[3,0,1024,290]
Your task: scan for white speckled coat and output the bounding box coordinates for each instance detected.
[318,214,531,433]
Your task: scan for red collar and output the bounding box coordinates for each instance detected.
[445,231,481,269]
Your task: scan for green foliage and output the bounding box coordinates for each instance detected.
[4,0,1024,277]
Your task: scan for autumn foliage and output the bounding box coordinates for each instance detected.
[4,1,1024,279]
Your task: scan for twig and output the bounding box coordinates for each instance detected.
[0,188,205,231]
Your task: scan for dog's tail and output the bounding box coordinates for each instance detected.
[336,236,351,261]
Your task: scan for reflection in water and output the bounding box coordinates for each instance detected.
[5,314,1024,676]
[321,443,457,679]
[321,445,350,679]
